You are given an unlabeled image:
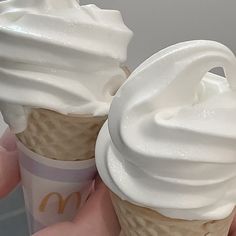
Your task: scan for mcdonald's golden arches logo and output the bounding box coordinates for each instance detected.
[39,192,81,214]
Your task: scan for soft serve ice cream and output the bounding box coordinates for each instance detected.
[0,0,133,233]
[0,0,133,133]
[96,40,236,221]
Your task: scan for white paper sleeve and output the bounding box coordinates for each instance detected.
[17,141,97,235]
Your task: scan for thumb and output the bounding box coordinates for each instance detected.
[0,129,20,197]
[0,129,17,151]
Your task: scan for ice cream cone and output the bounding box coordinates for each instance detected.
[0,0,133,234]
[17,108,106,161]
[16,108,106,234]
[110,192,235,236]
[95,41,236,236]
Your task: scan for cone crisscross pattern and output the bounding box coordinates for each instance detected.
[17,109,106,161]
[110,193,235,236]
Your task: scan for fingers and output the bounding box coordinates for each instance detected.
[0,129,17,151]
[33,222,78,236]
[33,180,120,236]
[0,129,20,197]
[73,179,120,236]
[229,215,236,236]
[94,174,103,190]
[0,150,20,197]
[32,178,120,236]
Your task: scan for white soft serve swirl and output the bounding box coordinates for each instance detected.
[0,0,133,133]
[96,40,236,220]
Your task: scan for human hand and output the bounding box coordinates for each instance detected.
[3,129,236,236]
[0,129,120,236]
[0,129,20,197]
[229,216,236,236]
[34,176,120,236]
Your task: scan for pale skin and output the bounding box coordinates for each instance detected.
[0,129,236,236]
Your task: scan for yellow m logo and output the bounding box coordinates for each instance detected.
[39,192,81,214]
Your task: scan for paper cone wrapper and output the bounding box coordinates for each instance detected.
[18,141,97,234]
[110,192,235,236]
[15,109,106,234]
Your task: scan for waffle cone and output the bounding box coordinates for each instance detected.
[17,108,106,161]
[110,192,235,236]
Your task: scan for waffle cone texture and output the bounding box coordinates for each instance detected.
[17,109,106,161]
[110,192,235,236]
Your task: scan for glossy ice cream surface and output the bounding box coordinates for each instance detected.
[0,0,133,133]
[96,40,236,220]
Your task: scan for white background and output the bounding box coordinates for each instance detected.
[1,0,236,135]
[81,0,236,69]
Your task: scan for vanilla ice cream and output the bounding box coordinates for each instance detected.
[0,0,133,133]
[96,40,236,221]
